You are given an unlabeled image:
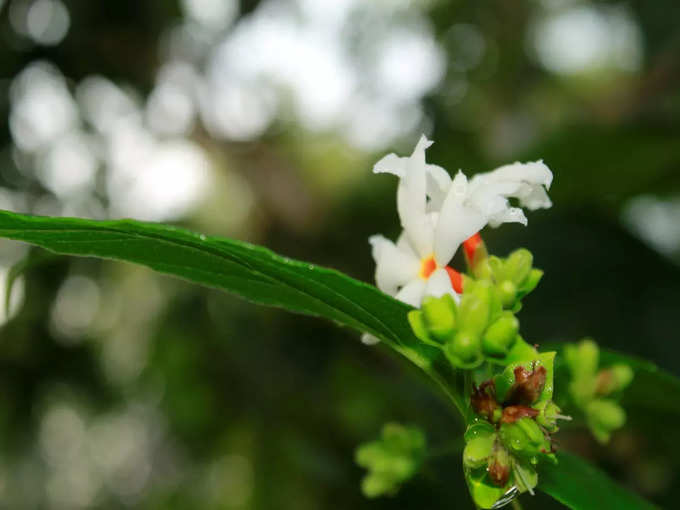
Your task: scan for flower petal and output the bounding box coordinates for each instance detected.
[426,163,452,211]
[369,234,420,296]
[395,279,426,308]
[433,171,487,266]
[396,231,418,257]
[397,135,435,257]
[434,162,553,265]
[373,153,407,177]
[470,160,553,210]
[424,268,457,300]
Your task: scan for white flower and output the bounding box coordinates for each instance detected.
[368,135,552,311]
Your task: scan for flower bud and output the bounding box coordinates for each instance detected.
[596,364,634,395]
[505,249,533,286]
[498,280,517,308]
[565,338,599,381]
[464,421,496,442]
[482,313,519,358]
[361,473,394,498]
[499,417,547,459]
[470,382,500,422]
[487,446,511,487]
[494,357,551,406]
[446,331,482,368]
[535,400,562,433]
[356,423,426,497]
[421,295,457,342]
[466,477,509,510]
[586,398,626,443]
[458,281,494,337]
[407,310,431,344]
[519,268,543,296]
[464,233,488,275]
[463,432,495,469]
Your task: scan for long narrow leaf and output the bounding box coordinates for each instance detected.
[0,209,433,360]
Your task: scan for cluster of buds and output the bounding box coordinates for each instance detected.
[355,423,427,498]
[407,239,545,369]
[463,354,568,508]
[408,283,518,368]
[471,248,543,313]
[565,339,633,443]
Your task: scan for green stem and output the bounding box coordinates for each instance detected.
[511,499,523,510]
[429,369,467,417]
[464,371,473,421]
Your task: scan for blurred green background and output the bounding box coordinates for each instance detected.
[0,0,679,508]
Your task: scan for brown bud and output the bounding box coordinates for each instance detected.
[471,380,499,422]
[500,405,539,424]
[506,365,546,405]
[595,369,614,395]
[488,458,510,487]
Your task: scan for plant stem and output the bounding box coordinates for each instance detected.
[511,499,523,510]
[429,369,467,417]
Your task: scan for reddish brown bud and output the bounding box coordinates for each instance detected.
[500,405,539,424]
[506,365,546,405]
[488,459,510,487]
[471,380,499,422]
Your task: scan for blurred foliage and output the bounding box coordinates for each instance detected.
[0,0,679,509]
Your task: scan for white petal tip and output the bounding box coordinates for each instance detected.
[417,134,434,150]
[361,333,380,345]
[373,153,406,176]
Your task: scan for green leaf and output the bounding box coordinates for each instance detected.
[539,451,659,510]
[0,209,430,361]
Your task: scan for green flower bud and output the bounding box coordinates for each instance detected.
[611,364,634,391]
[505,249,533,286]
[382,423,425,452]
[535,400,562,433]
[464,421,495,440]
[512,459,538,494]
[472,257,493,280]
[596,364,634,395]
[498,280,517,308]
[568,377,597,408]
[361,473,393,498]
[482,313,519,358]
[458,282,493,337]
[445,331,483,369]
[355,423,426,497]
[499,417,547,459]
[407,310,432,344]
[421,294,457,342]
[487,256,505,279]
[565,338,599,381]
[463,432,495,469]
[519,268,543,296]
[466,477,509,510]
[586,399,626,443]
